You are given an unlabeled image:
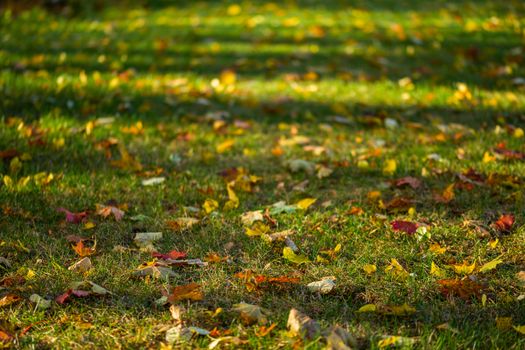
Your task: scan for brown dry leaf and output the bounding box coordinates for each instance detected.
[167,283,203,304]
[166,217,199,231]
[324,325,357,350]
[68,257,93,273]
[0,294,22,308]
[438,278,483,300]
[287,308,321,340]
[233,302,268,325]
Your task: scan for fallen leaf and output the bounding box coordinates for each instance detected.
[0,294,22,308]
[492,214,515,234]
[479,256,504,273]
[287,308,320,340]
[438,278,483,300]
[96,204,124,221]
[394,176,421,189]
[57,207,87,224]
[240,210,263,226]
[378,336,417,348]
[168,283,203,304]
[383,303,416,316]
[357,304,377,313]
[283,247,310,265]
[450,261,476,275]
[166,217,199,231]
[224,183,239,210]
[255,323,277,337]
[68,257,92,273]
[141,177,165,186]
[71,240,96,257]
[295,198,317,210]
[203,199,219,214]
[383,159,397,176]
[152,250,187,260]
[307,278,335,294]
[233,302,268,325]
[134,232,163,251]
[513,325,525,335]
[216,139,235,153]
[363,264,377,275]
[391,220,418,235]
[324,326,357,350]
[385,259,409,279]
[29,294,51,309]
[430,262,447,278]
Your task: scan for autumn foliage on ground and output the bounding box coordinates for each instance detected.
[1,0,525,349]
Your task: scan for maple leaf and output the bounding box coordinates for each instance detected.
[391,220,418,234]
[57,208,87,224]
[167,283,203,304]
[152,250,187,260]
[96,204,124,221]
[70,239,96,257]
[450,261,476,275]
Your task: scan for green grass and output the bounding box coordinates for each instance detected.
[1,0,525,348]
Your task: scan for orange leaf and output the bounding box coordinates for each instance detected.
[167,283,203,304]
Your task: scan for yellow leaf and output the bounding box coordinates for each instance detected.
[430,261,446,278]
[382,159,397,176]
[429,243,447,255]
[220,70,236,85]
[245,222,270,237]
[283,247,310,265]
[483,151,496,163]
[224,183,239,210]
[488,238,499,249]
[83,221,96,230]
[203,199,219,214]
[385,258,409,279]
[227,4,241,16]
[385,303,416,316]
[3,175,13,189]
[496,317,513,330]
[357,304,376,313]
[479,256,504,273]
[513,128,524,138]
[216,139,235,153]
[316,255,329,264]
[513,325,525,334]
[450,261,476,275]
[85,121,94,135]
[363,264,377,275]
[295,198,317,210]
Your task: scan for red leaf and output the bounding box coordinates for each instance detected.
[55,289,91,304]
[391,220,418,235]
[55,289,73,304]
[152,250,187,260]
[394,176,421,189]
[493,214,515,233]
[57,208,87,224]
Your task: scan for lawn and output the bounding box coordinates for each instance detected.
[1,0,525,348]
